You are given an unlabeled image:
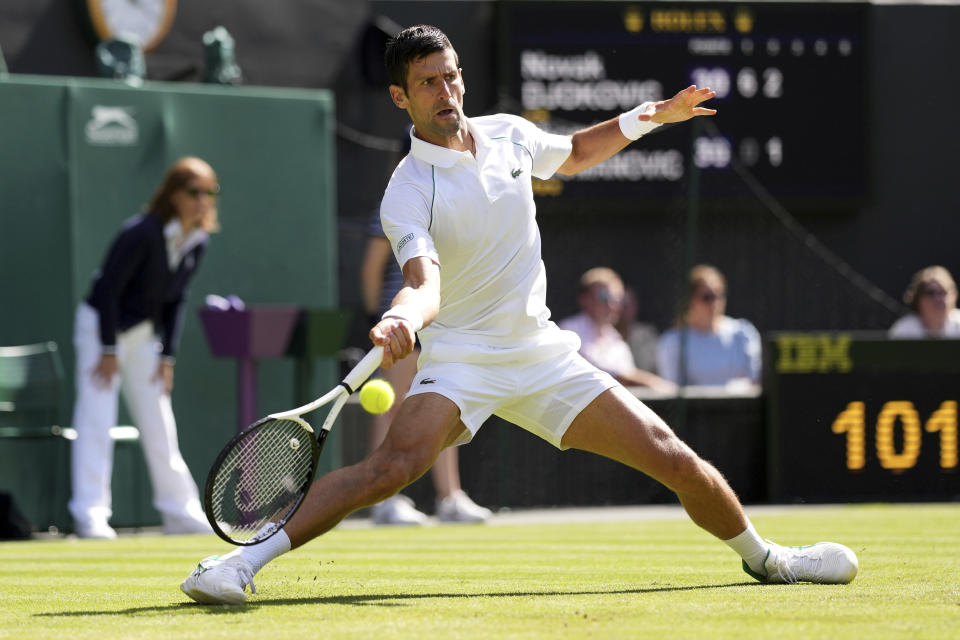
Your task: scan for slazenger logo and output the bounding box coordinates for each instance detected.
[85,106,139,146]
[397,233,415,251]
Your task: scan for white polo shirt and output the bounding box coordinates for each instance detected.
[380,113,580,364]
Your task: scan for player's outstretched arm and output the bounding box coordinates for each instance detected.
[557,85,716,176]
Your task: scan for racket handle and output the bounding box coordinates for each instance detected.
[342,347,384,393]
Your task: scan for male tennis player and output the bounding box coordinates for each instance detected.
[182,25,857,604]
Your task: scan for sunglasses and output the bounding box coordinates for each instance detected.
[185,185,221,199]
[595,289,623,305]
[918,286,949,298]
[696,291,724,303]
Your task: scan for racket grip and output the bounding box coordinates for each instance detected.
[342,347,384,393]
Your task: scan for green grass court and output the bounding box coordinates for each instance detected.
[1,503,957,639]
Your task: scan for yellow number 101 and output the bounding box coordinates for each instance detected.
[831,401,958,472]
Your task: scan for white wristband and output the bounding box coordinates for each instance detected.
[381,304,424,332]
[618,102,662,140]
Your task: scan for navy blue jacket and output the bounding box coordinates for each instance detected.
[86,212,207,358]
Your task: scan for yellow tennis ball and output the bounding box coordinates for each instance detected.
[359,379,395,414]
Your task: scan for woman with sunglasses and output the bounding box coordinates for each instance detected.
[889,266,960,338]
[656,264,761,388]
[69,157,220,539]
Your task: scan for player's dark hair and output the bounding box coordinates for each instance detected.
[384,24,457,91]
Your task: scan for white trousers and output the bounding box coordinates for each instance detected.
[68,303,207,530]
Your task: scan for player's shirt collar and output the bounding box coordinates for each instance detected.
[409,118,488,168]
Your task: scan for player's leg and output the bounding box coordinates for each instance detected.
[68,303,120,539]
[368,350,428,525]
[181,391,465,604]
[424,362,490,521]
[119,323,209,534]
[288,391,465,546]
[561,385,747,538]
[560,385,858,584]
[368,351,490,524]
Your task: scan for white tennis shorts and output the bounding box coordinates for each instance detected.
[405,348,618,449]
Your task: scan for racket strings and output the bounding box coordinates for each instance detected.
[208,418,315,542]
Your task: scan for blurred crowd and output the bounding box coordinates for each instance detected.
[559,263,959,394]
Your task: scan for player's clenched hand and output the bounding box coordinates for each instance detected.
[370,317,415,369]
[645,85,717,124]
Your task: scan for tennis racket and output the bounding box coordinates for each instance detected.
[204,347,384,545]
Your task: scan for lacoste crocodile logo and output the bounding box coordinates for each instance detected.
[419,378,437,385]
[511,167,523,178]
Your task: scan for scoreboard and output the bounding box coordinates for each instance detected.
[498,1,868,212]
[765,334,960,503]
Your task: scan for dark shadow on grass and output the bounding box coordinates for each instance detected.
[35,581,758,617]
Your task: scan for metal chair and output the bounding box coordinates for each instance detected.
[0,341,70,532]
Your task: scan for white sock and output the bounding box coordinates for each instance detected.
[723,521,769,574]
[223,529,292,575]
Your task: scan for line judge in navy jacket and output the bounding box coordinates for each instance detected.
[69,157,221,539]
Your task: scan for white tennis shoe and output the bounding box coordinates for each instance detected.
[180,555,255,604]
[436,490,492,523]
[744,541,859,584]
[163,515,213,536]
[371,494,428,526]
[74,520,117,540]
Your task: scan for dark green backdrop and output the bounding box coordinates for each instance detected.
[0,76,341,528]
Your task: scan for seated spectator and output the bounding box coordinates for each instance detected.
[559,267,675,392]
[889,266,960,338]
[657,264,761,388]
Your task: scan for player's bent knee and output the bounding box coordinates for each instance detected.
[364,450,434,501]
